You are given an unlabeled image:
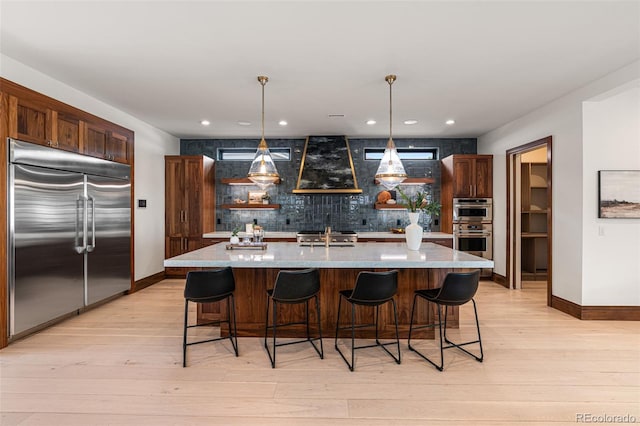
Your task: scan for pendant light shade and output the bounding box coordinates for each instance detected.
[248,75,279,188]
[375,74,407,190]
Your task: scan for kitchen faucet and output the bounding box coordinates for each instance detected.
[324,226,331,248]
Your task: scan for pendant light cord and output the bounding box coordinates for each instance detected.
[389,77,393,141]
[261,78,265,141]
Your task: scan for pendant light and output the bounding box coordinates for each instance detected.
[248,75,280,188]
[375,74,407,190]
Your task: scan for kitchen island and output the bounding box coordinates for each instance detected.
[164,242,493,338]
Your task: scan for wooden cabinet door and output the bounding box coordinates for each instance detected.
[165,237,202,258]
[474,157,493,198]
[106,129,130,163]
[10,95,51,146]
[85,122,108,158]
[53,111,81,153]
[166,236,186,258]
[186,237,203,252]
[451,158,474,197]
[183,157,204,236]
[165,158,186,237]
[84,122,131,163]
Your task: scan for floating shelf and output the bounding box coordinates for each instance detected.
[374,177,435,186]
[374,203,407,210]
[221,177,281,185]
[222,204,280,210]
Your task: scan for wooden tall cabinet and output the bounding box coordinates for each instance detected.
[165,155,216,277]
[440,154,493,233]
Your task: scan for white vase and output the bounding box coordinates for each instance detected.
[230,236,240,244]
[405,212,422,251]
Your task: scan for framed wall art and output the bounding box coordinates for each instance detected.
[598,170,640,218]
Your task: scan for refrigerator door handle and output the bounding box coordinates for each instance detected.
[75,195,87,254]
[87,196,96,252]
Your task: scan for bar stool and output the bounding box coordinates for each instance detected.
[264,268,323,368]
[408,270,483,371]
[183,267,238,367]
[334,270,401,371]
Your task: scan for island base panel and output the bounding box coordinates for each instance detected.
[197,267,466,339]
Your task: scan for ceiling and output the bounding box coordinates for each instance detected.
[1,1,639,140]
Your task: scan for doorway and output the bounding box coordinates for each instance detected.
[506,136,553,306]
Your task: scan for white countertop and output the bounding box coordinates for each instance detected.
[164,241,493,269]
[202,231,453,239]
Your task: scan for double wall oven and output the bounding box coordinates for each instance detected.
[452,198,493,276]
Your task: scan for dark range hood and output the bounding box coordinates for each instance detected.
[293,135,362,194]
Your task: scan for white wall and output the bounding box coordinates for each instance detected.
[582,86,640,305]
[479,60,640,306]
[1,55,179,280]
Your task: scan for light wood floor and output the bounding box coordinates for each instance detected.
[1,278,638,425]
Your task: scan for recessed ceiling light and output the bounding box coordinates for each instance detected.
[237,121,251,126]
[446,119,455,125]
[366,119,377,125]
[404,119,418,125]
[278,120,288,126]
[200,120,210,126]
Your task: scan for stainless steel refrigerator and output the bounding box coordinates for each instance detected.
[8,138,131,338]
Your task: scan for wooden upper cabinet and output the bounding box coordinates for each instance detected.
[85,121,108,158]
[443,154,493,198]
[10,95,51,146]
[84,122,131,163]
[473,156,492,198]
[53,110,81,153]
[10,95,81,153]
[451,157,474,198]
[2,78,134,164]
[106,129,131,164]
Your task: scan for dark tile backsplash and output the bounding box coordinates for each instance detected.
[181,137,476,233]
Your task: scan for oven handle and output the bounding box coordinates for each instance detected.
[455,232,492,237]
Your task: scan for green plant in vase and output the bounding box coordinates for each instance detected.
[230,226,241,244]
[422,201,441,232]
[396,186,427,212]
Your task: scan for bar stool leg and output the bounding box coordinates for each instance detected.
[183,300,189,368]
[392,298,401,364]
[271,301,277,368]
[316,295,324,358]
[350,303,356,371]
[228,294,239,356]
[334,294,343,351]
[407,293,419,350]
